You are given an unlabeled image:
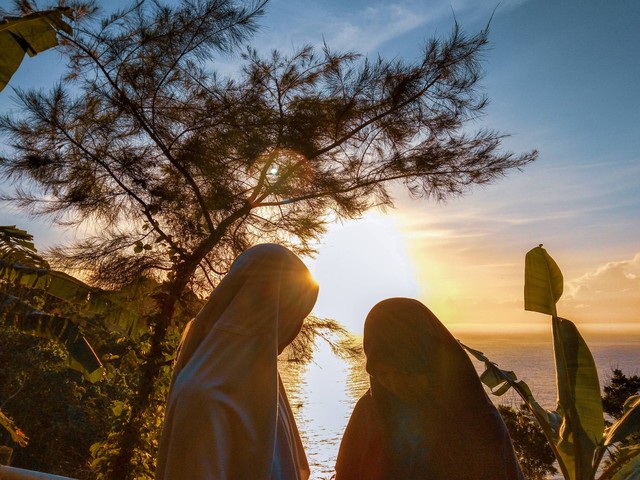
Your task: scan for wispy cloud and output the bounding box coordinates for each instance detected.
[327,4,433,53]
[254,0,462,56]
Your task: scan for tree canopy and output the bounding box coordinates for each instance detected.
[1,0,536,293]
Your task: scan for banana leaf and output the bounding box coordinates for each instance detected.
[1,226,146,336]
[0,260,144,337]
[462,342,572,480]
[552,316,604,480]
[524,245,563,316]
[0,291,102,382]
[0,8,72,91]
[605,396,640,447]
[604,447,640,480]
[0,225,49,268]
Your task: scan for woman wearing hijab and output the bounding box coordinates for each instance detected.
[156,244,319,480]
[335,298,523,480]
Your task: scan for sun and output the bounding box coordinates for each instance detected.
[305,212,421,335]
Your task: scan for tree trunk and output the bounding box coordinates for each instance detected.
[110,212,249,478]
[110,275,186,479]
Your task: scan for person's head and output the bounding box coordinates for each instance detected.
[363,297,477,405]
[363,299,441,402]
[199,243,319,353]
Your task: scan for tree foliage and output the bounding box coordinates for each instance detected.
[0,0,536,476]
[0,328,120,479]
[498,404,557,480]
[604,369,640,421]
[0,1,535,293]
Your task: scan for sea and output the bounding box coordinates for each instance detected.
[279,331,640,480]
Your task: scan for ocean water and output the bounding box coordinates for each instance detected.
[279,331,640,480]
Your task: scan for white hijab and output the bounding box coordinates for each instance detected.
[155,244,318,480]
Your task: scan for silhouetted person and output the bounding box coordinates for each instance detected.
[335,298,524,480]
[156,244,319,480]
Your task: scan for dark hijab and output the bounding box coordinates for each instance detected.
[335,298,524,480]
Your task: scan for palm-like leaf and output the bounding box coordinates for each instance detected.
[0,291,102,382]
[0,8,72,91]
[552,317,604,480]
[463,246,640,480]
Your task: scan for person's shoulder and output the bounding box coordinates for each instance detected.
[350,389,386,430]
[352,389,375,411]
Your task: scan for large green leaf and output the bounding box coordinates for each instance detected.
[604,447,640,480]
[605,396,640,447]
[0,260,144,336]
[1,226,148,336]
[0,8,72,91]
[0,225,49,268]
[0,291,102,382]
[553,316,604,480]
[524,245,564,316]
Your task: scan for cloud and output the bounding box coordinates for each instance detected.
[563,253,640,324]
[328,4,432,53]
[253,0,460,56]
[567,254,640,297]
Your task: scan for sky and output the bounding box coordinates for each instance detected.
[1,0,639,335]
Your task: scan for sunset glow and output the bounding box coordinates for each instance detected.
[307,213,420,334]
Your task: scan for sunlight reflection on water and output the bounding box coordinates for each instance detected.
[280,342,367,480]
[280,334,640,480]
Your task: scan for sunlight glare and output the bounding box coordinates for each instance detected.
[306,212,420,334]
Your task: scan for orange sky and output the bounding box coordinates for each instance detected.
[306,196,640,336]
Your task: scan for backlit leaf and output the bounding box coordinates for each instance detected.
[605,395,640,447]
[552,316,604,480]
[0,291,103,382]
[0,8,73,91]
[524,245,563,316]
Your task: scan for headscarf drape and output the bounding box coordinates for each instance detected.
[335,298,524,480]
[155,244,319,480]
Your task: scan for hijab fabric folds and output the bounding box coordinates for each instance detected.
[336,298,524,480]
[155,244,318,480]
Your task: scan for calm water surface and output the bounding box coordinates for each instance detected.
[280,332,640,480]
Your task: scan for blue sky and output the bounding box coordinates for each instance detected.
[1,0,639,334]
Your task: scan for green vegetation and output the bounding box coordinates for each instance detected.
[0,225,176,478]
[498,404,558,480]
[464,246,640,480]
[0,328,127,479]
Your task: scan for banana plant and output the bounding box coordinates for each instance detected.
[0,226,150,382]
[463,245,640,480]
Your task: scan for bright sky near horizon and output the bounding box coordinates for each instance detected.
[1,0,638,335]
